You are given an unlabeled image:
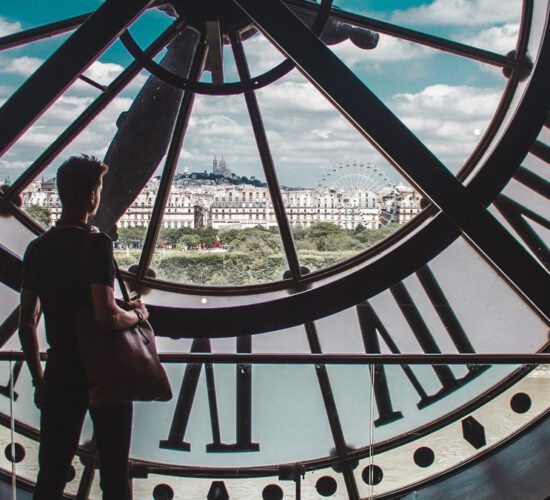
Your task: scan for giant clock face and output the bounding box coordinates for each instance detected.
[0,0,548,498]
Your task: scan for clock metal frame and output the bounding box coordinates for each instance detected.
[0,0,548,498]
[0,0,548,339]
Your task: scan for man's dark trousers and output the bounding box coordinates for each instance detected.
[33,358,133,500]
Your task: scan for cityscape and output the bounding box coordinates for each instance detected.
[20,156,423,232]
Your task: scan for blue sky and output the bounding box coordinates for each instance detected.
[0,0,521,187]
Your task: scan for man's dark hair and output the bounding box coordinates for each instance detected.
[56,155,108,207]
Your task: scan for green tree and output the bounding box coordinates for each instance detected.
[307,222,342,239]
[25,205,51,227]
[295,238,317,251]
[228,227,280,256]
[177,233,200,250]
[117,226,146,248]
[196,227,218,247]
[159,227,192,248]
[304,223,360,251]
[352,222,400,247]
[219,229,240,246]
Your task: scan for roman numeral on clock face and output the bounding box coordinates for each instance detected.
[357,265,489,427]
[0,305,24,401]
[0,306,20,349]
[160,336,259,452]
[0,361,23,401]
[493,166,549,269]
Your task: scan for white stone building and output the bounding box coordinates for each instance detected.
[21,180,61,225]
[21,178,421,231]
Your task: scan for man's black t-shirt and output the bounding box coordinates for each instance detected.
[22,227,115,359]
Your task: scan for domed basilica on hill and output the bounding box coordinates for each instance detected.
[212,155,232,178]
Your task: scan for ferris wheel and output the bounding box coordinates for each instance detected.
[317,162,398,228]
[318,162,394,193]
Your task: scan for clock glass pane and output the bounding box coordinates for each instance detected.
[2,0,531,288]
[0,0,548,498]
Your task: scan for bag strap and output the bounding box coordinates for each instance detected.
[75,226,131,303]
[81,231,150,341]
[113,260,131,303]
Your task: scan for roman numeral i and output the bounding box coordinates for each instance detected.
[160,336,259,452]
[357,265,489,427]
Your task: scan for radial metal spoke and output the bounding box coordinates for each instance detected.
[78,74,107,92]
[0,245,22,292]
[0,0,156,157]
[0,13,92,51]
[230,32,302,281]
[285,0,517,69]
[0,307,20,349]
[135,41,207,284]
[235,0,549,321]
[3,20,184,199]
[531,140,550,164]
[304,321,360,499]
[513,166,549,198]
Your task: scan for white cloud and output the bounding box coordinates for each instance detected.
[394,84,499,117]
[241,31,431,79]
[72,61,147,92]
[18,97,95,143]
[0,16,21,36]
[236,28,432,80]
[0,159,29,170]
[2,56,42,76]
[241,33,286,74]
[181,98,261,171]
[389,0,520,26]
[0,51,503,188]
[7,96,131,168]
[192,93,245,116]
[312,129,332,139]
[56,97,132,155]
[82,61,124,85]
[191,114,250,140]
[331,36,431,67]
[257,76,334,113]
[1,55,145,94]
[159,70,386,183]
[391,84,501,168]
[462,23,519,54]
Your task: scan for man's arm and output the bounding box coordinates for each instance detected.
[91,283,148,331]
[18,288,43,386]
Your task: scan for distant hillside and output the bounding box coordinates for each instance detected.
[174,172,267,187]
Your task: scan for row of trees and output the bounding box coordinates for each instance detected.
[21,204,399,252]
[22,205,400,284]
[116,226,223,249]
[114,223,401,285]
[21,204,399,254]
[116,222,400,253]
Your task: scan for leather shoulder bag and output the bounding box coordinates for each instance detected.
[77,230,172,408]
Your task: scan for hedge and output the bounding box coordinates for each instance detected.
[114,249,359,285]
